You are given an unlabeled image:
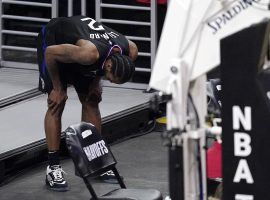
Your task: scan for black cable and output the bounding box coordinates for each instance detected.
[188,93,204,200]
[110,118,157,146]
[188,93,200,128]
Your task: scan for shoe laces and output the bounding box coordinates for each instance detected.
[51,165,66,181]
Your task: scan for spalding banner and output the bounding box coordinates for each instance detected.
[221,20,270,199]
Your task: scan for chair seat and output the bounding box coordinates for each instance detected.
[98,188,163,200]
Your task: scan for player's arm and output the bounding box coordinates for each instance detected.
[128,40,138,61]
[45,40,99,90]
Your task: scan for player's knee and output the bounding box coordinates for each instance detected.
[47,100,66,117]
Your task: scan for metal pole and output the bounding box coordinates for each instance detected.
[95,0,101,21]
[2,45,36,52]
[2,15,50,22]
[100,4,150,11]
[0,1,2,64]
[81,0,86,15]
[2,0,52,7]
[2,30,38,36]
[68,0,73,16]
[100,19,150,26]
[51,0,58,18]
[150,0,157,71]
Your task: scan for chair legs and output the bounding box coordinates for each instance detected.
[112,168,126,188]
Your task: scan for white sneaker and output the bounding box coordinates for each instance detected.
[45,165,69,191]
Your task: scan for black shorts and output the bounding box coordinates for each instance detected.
[37,21,102,97]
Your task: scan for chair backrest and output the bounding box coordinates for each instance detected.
[64,122,117,178]
[64,122,162,200]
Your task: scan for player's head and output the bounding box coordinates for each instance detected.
[104,53,135,84]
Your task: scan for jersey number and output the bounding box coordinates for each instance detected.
[81,17,105,31]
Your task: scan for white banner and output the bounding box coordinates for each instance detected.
[149,0,270,92]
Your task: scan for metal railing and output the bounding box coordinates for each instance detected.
[67,0,86,16]
[0,0,158,74]
[0,0,59,68]
[95,0,157,73]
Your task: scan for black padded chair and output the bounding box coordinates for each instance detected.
[64,122,163,200]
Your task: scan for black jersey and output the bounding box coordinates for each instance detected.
[44,15,130,73]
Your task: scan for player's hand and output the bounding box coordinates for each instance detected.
[47,89,68,115]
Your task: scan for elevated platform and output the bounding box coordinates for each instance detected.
[0,81,155,184]
[0,67,38,100]
[0,67,40,108]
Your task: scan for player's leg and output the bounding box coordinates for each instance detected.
[75,77,121,183]
[37,27,69,191]
[77,77,102,133]
[44,89,68,191]
[44,88,67,158]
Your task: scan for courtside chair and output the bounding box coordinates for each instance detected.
[64,122,163,200]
